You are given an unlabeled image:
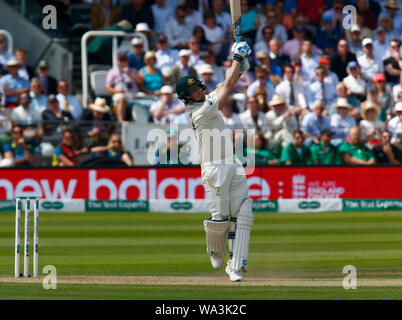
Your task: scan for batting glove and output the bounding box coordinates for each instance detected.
[232,41,252,62]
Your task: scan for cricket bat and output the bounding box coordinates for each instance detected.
[229,0,242,43]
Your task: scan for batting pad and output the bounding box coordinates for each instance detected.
[232,198,254,272]
[203,219,230,258]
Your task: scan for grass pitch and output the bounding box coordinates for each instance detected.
[1,210,402,299]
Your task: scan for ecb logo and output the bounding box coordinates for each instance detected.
[42,5,57,30]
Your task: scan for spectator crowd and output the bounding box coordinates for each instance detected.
[0,0,402,167]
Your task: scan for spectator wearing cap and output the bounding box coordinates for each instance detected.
[253,25,274,59]
[392,73,402,104]
[319,56,339,86]
[310,128,338,165]
[164,5,192,50]
[330,98,357,146]
[307,66,337,110]
[359,102,385,146]
[275,64,308,116]
[247,67,275,103]
[330,82,361,118]
[199,64,218,92]
[348,25,363,58]
[56,80,83,121]
[198,50,225,84]
[29,78,47,113]
[219,97,243,133]
[330,39,357,81]
[168,49,197,88]
[239,96,272,139]
[1,58,29,108]
[155,34,179,78]
[266,94,298,147]
[15,48,34,81]
[138,51,163,96]
[42,94,74,146]
[106,51,140,123]
[90,0,120,30]
[280,130,312,165]
[201,10,225,55]
[0,34,14,69]
[383,39,401,86]
[373,129,400,164]
[343,61,366,101]
[300,40,320,83]
[150,85,184,124]
[268,39,290,78]
[3,124,34,167]
[52,129,89,167]
[81,97,115,146]
[255,7,287,45]
[315,15,344,56]
[345,12,373,41]
[301,101,331,146]
[121,0,154,31]
[36,60,58,95]
[372,73,393,121]
[357,38,383,83]
[127,37,146,70]
[135,23,156,51]
[388,102,402,147]
[373,27,390,62]
[338,126,376,165]
[151,0,176,34]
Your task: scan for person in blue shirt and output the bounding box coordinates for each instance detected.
[3,124,34,167]
[127,37,146,70]
[301,100,331,146]
[1,58,29,108]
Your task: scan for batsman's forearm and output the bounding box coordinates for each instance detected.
[225,60,241,91]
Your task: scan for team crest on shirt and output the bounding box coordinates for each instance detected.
[208,101,213,105]
[187,78,195,86]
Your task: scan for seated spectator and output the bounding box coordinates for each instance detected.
[307,66,337,110]
[0,33,14,69]
[275,64,308,116]
[239,0,260,44]
[373,73,394,121]
[357,38,383,83]
[155,129,187,165]
[266,94,298,147]
[388,102,402,147]
[150,85,184,124]
[392,73,402,103]
[121,0,154,31]
[282,25,306,60]
[36,60,58,95]
[254,25,274,59]
[127,37,146,71]
[135,23,156,51]
[151,0,176,34]
[3,124,34,167]
[373,130,400,164]
[239,96,272,139]
[201,10,225,55]
[330,39,357,81]
[338,126,376,165]
[81,98,115,146]
[15,48,34,81]
[280,130,312,165]
[320,56,339,86]
[91,133,134,166]
[169,49,198,88]
[348,25,363,58]
[212,0,231,36]
[219,97,243,132]
[310,129,337,165]
[247,67,275,103]
[383,39,401,86]
[11,91,41,126]
[188,36,204,69]
[301,101,331,146]
[345,12,373,42]
[56,80,83,120]
[360,102,385,146]
[29,78,47,113]
[2,58,29,108]
[254,87,269,113]
[139,51,163,96]
[373,27,390,62]
[329,82,361,118]
[91,0,120,30]
[52,130,89,167]
[255,51,281,86]
[343,61,366,102]
[155,34,179,79]
[42,94,74,146]
[197,50,225,85]
[300,40,320,82]
[192,26,210,52]
[246,132,279,166]
[291,58,310,91]
[164,5,192,50]
[184,1,203,31]
[268,39,290,78]
[106,51,141,123]
[315,15,344,56]
[199,64,218,92]
[331,98,357,146]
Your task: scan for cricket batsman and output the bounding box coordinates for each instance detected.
[175,41,253,281]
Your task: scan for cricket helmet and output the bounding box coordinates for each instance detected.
[176,76,203,103]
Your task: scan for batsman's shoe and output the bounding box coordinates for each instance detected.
[210,256,224,269]
[225,260,243,282]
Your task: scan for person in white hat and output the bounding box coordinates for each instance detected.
[128,37,145,70]
[199,64,218,92]
[359,102,385,145]
[135,23,155,50]
[330,97,357,146]
[388,102,402,147]
[348,25,363,57]
[168,49,198,88]
[357,38,383,82]
[150,85,184,124]
[1,57,29,108]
